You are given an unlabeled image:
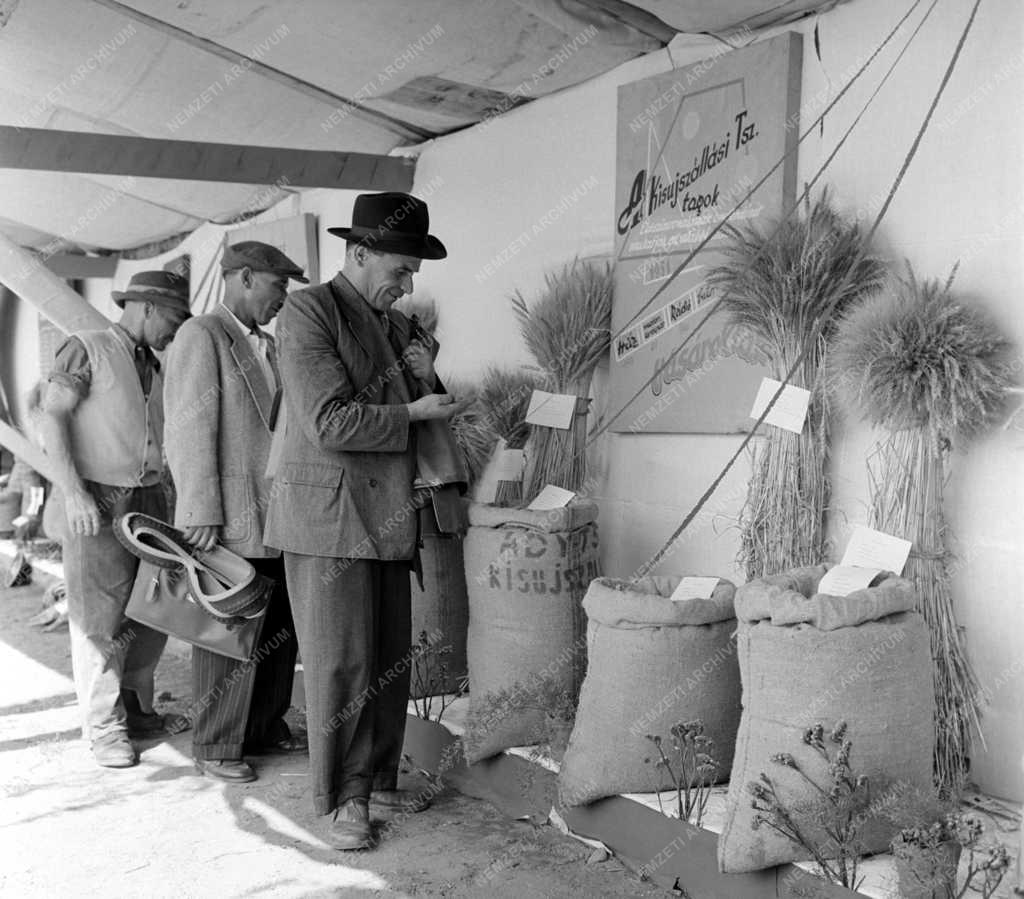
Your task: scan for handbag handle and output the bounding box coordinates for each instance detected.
[124,519,269,619]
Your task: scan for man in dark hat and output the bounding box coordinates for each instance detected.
[39,270,192,768]
[164,241,308,782]
[265,192,461,850]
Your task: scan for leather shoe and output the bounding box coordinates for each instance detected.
[370,788,432,814]
[195,759,257,783]
[329,798,373,851]
[245,732,308,755]
[92,732,137,768]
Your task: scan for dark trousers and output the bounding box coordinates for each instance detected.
[283,553,412,816]
[191,555,299,760]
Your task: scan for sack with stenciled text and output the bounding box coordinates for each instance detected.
[463,501,600,764]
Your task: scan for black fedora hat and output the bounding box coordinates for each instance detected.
[327,192,447,260]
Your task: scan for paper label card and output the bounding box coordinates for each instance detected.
[669,576,720,602]
[840,526,912,575]
[749,378,811,433]
[817,565,885,597]
[526,485,576,511]
[526,390,577,430]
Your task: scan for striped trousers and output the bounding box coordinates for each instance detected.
[191,555,298,760]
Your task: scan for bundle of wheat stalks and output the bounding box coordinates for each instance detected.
[832,264,1013,794]
[510,259,613,503]
[709,190,886,580]
[473,367,541,506]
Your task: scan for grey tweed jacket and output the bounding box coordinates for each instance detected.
[263,272,429,561]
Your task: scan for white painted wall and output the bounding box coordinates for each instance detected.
[399,0,1024,800]
[64,0,1024,800]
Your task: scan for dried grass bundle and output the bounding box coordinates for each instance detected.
[709,190,886,580]
[833,267,1014,794]
[442,378,491,489]
[510,259,613,502]
[477,367,540,450]
[831,266,1011,440]
[475,367,541,506]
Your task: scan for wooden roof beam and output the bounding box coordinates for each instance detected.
[0,126,416,191]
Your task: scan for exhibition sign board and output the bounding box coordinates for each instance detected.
[610,32,802,433]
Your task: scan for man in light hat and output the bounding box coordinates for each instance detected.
[40,270,192,768]
[163,241,309,782]
[265,192,461,850]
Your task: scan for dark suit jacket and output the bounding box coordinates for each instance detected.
[163,303,280,558]
[263,273,429,560]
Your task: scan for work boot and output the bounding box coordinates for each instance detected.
[329,798,373,851]
[92,732,137,768]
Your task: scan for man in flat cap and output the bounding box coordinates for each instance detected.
[164,241,308,782]
[265,192,461,849]
[40,270,192,768]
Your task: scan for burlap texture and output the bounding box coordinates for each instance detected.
[463,505,600,763]
[718,568,934,874]
[558,575,741,807]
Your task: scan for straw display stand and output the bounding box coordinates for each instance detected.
[510,259,612,503]
[708,191,886,580]
[832,264,1014,794]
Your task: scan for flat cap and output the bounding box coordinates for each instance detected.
[220,241,309,283]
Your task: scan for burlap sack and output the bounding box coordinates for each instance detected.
[463,501,600,763]
[718,568,934,874]
[409,507,469,698]
[558,575,741,808]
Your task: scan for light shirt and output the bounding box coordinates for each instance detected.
[223,304,277,392]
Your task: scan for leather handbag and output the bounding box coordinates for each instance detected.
[114,512,271,619]
[115,512,272,661]
[126,560,265,661]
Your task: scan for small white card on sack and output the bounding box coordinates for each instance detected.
[669,576,720,602]
[526,484,576,511]
[817,526,913,596]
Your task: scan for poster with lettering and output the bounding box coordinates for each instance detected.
[609,33,802,433]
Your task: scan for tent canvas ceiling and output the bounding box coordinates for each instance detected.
[0,0,843,254]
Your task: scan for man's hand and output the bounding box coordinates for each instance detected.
[182,525,219,552]
[402,342,435,386]
[65,487,101,537]
[407,393,466,422]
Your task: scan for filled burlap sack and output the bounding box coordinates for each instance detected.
[409,507,469,698]
[558,575,741,808]
[463,501,600,763]
[718,567,934,874]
